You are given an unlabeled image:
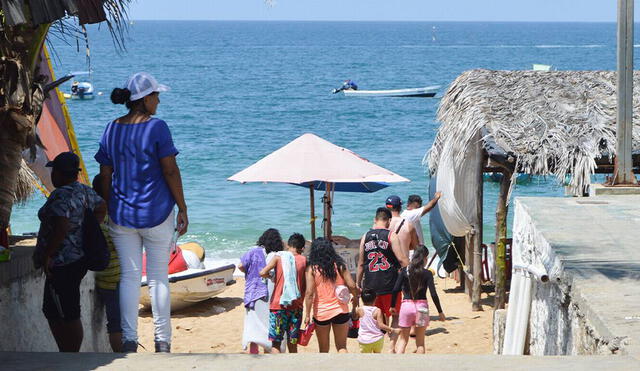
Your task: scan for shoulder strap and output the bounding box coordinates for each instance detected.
[395,219,406,234]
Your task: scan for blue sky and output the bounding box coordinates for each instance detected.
[128,0,635,22]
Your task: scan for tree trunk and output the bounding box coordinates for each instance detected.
[0,126,27,228]
[0,24,50,229]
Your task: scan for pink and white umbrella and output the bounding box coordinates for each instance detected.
[228,133,409,239]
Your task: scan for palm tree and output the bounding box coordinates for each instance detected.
[0,1,133,229]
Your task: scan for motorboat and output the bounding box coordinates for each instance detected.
[140,261,236,311]
[70,81,95,100]
[139,241,236,311]
[342,85,440,98]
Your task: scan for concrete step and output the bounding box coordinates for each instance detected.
[1,352,639,371]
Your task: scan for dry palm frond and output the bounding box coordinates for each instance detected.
[426,69,640,195]
[15,159,39,204]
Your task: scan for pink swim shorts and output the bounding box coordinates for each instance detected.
[398,299,430,328]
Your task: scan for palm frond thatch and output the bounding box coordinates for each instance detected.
[15,159,39,204]
[426,69,640,194]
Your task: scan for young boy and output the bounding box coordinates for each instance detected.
[92,174,122,352]
[259,233,307,353]
[355,288,399,353]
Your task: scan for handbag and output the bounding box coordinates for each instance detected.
[81,188,110,271]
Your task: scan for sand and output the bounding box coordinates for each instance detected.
[138,277,494,354]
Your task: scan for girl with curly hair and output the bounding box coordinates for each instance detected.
[239,228,284,353]
[303,238,358,353]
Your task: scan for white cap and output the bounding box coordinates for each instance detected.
[124,72,170,101]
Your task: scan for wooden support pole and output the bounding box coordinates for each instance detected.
[323,182,333,240]
[309,185,316,241]
[471,139,485,312]
[494,170,511,310]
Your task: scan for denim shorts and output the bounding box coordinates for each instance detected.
[97,287,122,334]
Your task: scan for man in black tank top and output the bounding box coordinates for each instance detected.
[357,208,409,346]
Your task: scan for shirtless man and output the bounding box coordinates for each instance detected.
[385,195,419,258]
[401,193,442,247]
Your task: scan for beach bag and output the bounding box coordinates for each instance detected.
[298,323,316,346]
[81,191,109,271]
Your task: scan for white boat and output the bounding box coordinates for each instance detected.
[342,85,440,98]
[70,81,95,100]
[140,262,236,311]
[532,64,553,71]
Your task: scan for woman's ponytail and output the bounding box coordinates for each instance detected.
[110,88,131,105]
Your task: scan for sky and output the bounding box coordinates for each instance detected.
[128,0,637,22]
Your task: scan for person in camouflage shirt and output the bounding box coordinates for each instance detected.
[33,152,106,352]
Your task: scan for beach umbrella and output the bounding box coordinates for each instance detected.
[228,133,409,240]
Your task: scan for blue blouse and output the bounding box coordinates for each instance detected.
[95,118,178,229]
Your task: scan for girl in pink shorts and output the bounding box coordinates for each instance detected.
[390,246,446,354]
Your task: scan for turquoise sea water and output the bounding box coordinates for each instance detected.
[10,21,628,260]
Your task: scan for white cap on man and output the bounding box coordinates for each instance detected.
[125,72,170,101]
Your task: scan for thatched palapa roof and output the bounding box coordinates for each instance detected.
[427,69,640,193]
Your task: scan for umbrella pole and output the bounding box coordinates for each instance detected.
[323,182,333,240]
[310,185,316,240]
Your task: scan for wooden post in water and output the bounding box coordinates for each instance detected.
[494,170,511,310]
[309,185,316,240]
[471,137,485,312]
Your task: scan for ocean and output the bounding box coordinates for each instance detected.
[10,21,627,261]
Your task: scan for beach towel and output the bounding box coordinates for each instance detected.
[276,251,300,306]
[242,297,272,351]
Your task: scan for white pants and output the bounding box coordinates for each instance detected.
[109,211,174,343]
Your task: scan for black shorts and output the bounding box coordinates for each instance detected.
[43,259,88,321]
[314,312,350,326]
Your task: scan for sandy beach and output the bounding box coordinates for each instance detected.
[138,277,494,354]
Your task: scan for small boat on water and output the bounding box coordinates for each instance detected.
[343,86,440,97]
[70,81,95,100]
[532,64,553,71]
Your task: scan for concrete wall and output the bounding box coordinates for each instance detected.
[0,240,110,352]
[505,201,621,356]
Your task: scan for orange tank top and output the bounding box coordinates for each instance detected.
[312,266,349,321]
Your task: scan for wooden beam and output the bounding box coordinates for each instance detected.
[472,135,485,312]
[494,169,511,310]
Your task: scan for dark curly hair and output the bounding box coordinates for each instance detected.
[257,228,284,254]
[308,238,346,282]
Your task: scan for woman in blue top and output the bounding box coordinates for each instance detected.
[95,72,188,353]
